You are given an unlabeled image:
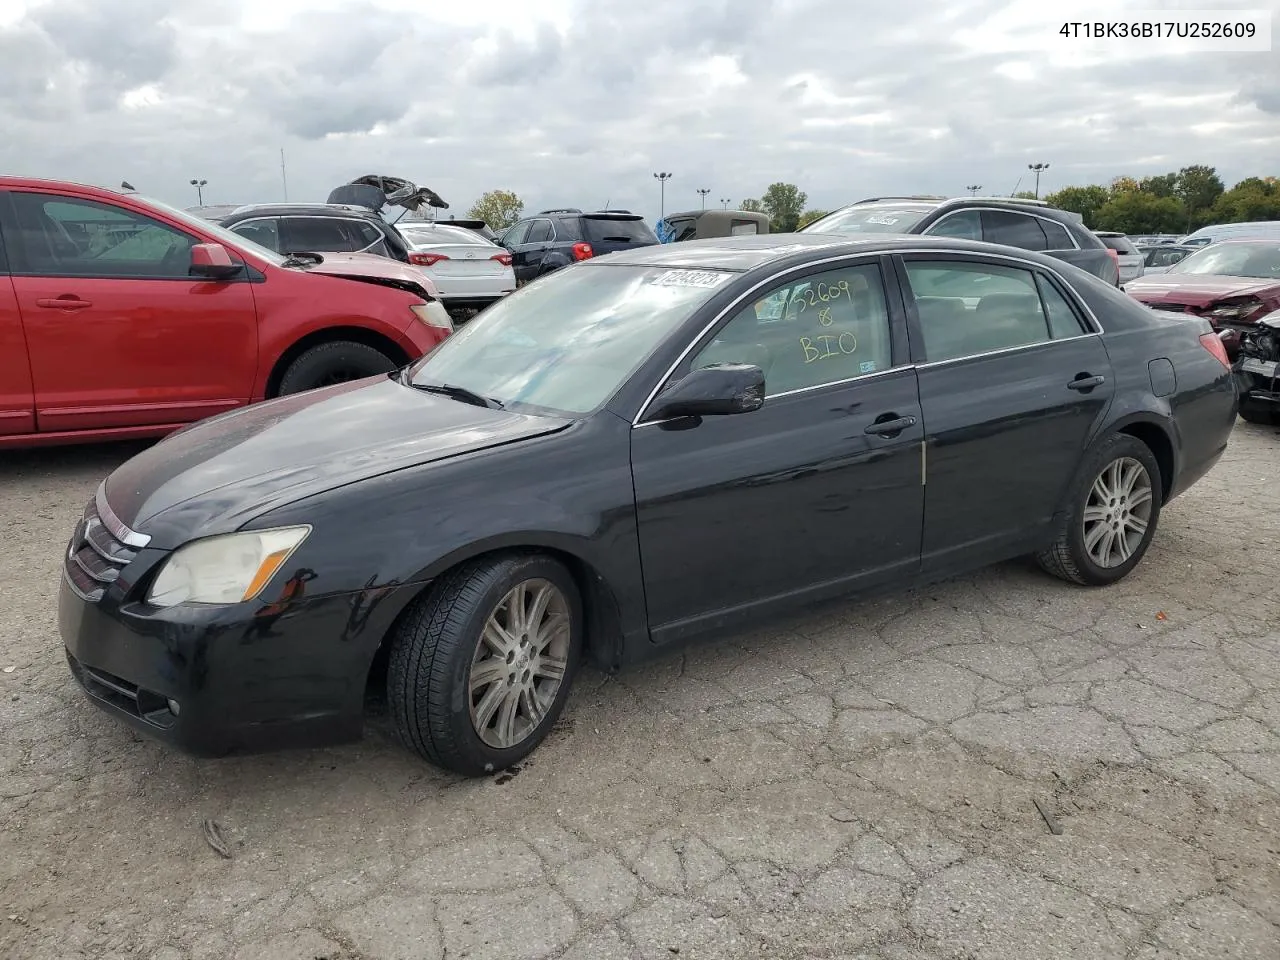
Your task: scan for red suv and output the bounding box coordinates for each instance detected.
[0,178,454,448]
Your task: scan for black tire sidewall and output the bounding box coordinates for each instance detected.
[437,555,583,773]
[278,341,397,395]
[1064,435,1163,585]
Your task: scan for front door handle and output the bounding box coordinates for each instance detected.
[1067,374,1106,391]
[865,414,917,437]
[36,296,92,310]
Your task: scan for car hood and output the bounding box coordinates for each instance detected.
[103,376,570,547]
[305,252,441,298]
[1125,274,1280,305]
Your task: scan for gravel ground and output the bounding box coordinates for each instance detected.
[1,422,1278,960]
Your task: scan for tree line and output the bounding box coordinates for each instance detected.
[463,167,1279,237]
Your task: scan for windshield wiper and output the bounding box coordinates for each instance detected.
[281,251,325,267]
[410,381,504,409]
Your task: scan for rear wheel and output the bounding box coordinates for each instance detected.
[277,341,398,395]
[387,554,582,775]
[1036,433,1162,586]
[1238,402,1277,425]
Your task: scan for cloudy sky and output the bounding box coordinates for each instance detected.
[0,0,1275,222]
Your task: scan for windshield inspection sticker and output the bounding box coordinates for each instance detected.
[650,270,731,288]
[865,215,900,225]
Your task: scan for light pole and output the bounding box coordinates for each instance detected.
[720,198,731,209]
[189,178,207,205]
[1027,163,1049,199]
[697,188,711,209]
[965,184,983,196]
[653,172,672,218]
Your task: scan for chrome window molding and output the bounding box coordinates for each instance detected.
[630,246,1105,426]
[927,207,1083,251]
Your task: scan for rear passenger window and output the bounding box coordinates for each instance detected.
[1039,219,1073,249]
[283,217,358,253]
[905,260,1053,362]
[526,220,553,243]
[981,211,1048,251]
[1036,274,1086,338]
[691,263,893,396]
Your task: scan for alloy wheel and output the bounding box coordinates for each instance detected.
[1082,456,1154,568]
[468,578,571,749]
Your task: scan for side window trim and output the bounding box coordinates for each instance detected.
[895,252,1101,368]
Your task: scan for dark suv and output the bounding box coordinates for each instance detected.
[220,203,421,265]
[801,196,1119,285]
[500,208,658,284]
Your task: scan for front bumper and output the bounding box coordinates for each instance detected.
[59,566,420,757]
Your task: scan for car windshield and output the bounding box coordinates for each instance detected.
[407,264,732,415]
[137,195,288,265]
[1167,243,1280,280]
[799,204,933,235]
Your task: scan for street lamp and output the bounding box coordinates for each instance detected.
[697,188,711,209]
[653,172,672,218]
[189,178,208,205]
[720,198,731,209]
[965,184,983,196]
[1027,163,1049,199]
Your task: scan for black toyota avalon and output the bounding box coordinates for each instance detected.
[59,232,1237,775]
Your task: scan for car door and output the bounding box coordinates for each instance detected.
[516,219,554,280]
[0,211,35,435]
[501,221,533,281]
[630,257,925,646]
[895,252,1116,574]
[4,189,259,433]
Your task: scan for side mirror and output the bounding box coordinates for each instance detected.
[190,243,243,280]
[648,363,765,421]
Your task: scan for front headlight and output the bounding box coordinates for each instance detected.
[411,301,453,332]
[146,526,311,608]
[1207,298,1264,320]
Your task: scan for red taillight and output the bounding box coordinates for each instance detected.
[572,242,594,261]
[409,252,449,267]
[1104,247,1120,285]
[1199,331,1231,369]
[490,252,513,266]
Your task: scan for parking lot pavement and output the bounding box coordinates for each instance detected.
[1,426,1278,960]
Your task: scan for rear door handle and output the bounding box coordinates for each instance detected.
[36,297,92,310]
[865,414,917,437]
[1067,374,1106,391]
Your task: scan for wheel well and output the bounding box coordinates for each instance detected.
[363,545,626,698]
[1118,421,1174,503]
[265,327,412,399]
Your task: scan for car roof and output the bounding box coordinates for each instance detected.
[224,203,381,220]
[593,232,1075,273]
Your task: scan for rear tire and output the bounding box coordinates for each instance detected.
[387,553,582,776]
[1036,433,1162,586]
[1238,402,1277,425]
[277,341,398,395]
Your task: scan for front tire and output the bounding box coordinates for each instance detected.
[277,341,398,396]
[1036,433,1162,586]
[387,554,582,775]
[1238,402,1277,425]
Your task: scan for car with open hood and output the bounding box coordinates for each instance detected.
[1125,239,1280,358]
[58,233,1236,775]
[0,177,453,448]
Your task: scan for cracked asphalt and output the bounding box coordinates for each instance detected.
[2,422,1278,960]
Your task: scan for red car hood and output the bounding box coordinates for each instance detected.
[304,251,441,298]
[1125,273,1280,306]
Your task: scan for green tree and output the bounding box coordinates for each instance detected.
[796,209,829,228]
[1111,176,1141,193]
[1044,185,1110,227]
[1094,191,1186,234]
[466,189,524,230]
[1174,165,1225,228]
[739,198,763,212]
[760,182,808,232]
[1209,177,1280,223]
[1139,173,1178,197]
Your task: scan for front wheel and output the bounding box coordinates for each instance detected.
[1238,401,1277,425]
[387,554,582,775]
[1036,433,1162,586]
[277,341,398,396]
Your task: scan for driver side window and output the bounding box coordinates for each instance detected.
[691,263,893,397]
[10,193,196,279]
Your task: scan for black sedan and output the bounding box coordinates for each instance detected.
[59,234,1238,775]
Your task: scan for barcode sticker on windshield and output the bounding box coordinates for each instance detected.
[865,215,900,225]
[650,270,731,288]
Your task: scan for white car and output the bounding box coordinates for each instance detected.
[394,221,516,314]
[1095,232,1145,285]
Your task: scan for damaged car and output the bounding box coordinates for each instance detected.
[0,177,454,448]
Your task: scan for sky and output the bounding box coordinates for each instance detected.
[0,0,1276,223]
